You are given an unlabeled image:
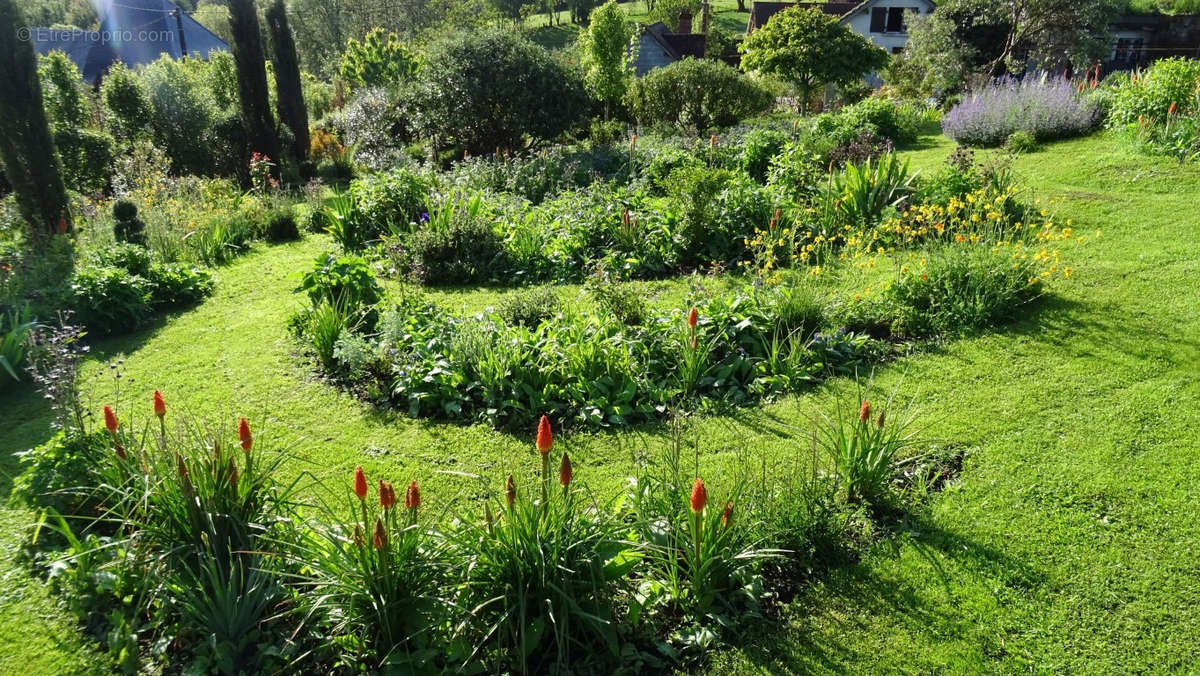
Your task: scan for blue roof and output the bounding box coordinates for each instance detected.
[31,0,228,82]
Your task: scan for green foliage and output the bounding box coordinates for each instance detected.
[266,0,310,163]
[101,62,153,140]
[811,394,919,505]
[403,29,590,154]
[264,207,301,242]
[347,168,430,240]
[648,0,701,31]
[1109,57,1200,126]
[53,127,114,195]
[295,251,383,315]
[69,251,214,335]
[111,199,146,246]
[396,207,508,284]
[0,0,72,242]
[740,6,888,111]
[227,0,280,169]
[38,50,87,129]
[632,58,776,131]
[827,153,916,226]
[886,244,1043,337]
[579,1,633,116]
[665,165,775,265]
[1005,130,1039,153]
[0,307,34,383]
[338,28,419,90]
[739,128,790,183]
[11,430,109,517]
[498,286,562,328]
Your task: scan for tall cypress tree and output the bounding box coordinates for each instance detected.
[227,0,280,172]
[265,0,309,164]
[0,0,71,243]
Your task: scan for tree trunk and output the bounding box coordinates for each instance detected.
[266,0,310,166]
[228,0,280,177]
[0,0,71,243]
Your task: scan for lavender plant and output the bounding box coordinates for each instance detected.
[942,76,1100,147]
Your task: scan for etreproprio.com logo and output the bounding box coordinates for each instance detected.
[18,27,175,43]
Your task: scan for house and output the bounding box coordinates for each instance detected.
[1103,12,1200,74]
[31,0,228,84]
[634,8,710,75]
[746,0,936,55]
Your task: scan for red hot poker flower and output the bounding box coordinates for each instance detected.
[505,474,517,509]
[687,307,699,329]
[721,501,733,529]
[380,480,396,509]
[559,452,573,487]
[153,390,166,418]
[859,400,871,423]
[1169,102,1177,116]
[689,478,707,513]
[103,406,119,435]
[354,466,368,500]
[238,418,252,451]
[373,517,387,549]
[536,415,553,457]
[405,480,421,509]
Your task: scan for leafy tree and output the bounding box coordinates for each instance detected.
[568,0,598,24]
[402,29,589,155]
[101,61,153,140]
[896,0,1122,94]
[488,0,534,22]
[266,0,309,163]
[38,50,87,129]
[0,0,71,242]
[630,57,775,130]
[227,0,279,173]
[740,6,888,112]
[579,1,633,119]
[649,0,700,31]
[338,28,418,90]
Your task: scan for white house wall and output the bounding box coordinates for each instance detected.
[843,0,935,54]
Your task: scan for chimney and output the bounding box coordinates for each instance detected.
[701,1,710,34]
[678,8,692,34]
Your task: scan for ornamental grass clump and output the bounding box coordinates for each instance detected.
[297,465,450,672]
[811,388,919,505]
[87,393,300,672]
[943,76,1100,147]
[445,415,635,672]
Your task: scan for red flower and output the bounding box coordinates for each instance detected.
[354,466,368,500]
[687,307,699,329]
[505,473,516,509]
[1169,102,1177,116]
[153,390,166,419]
[689,478,707,513]
[103,406,118,435]
[721,501,733,529]
[380,480,395,509]
[57,216,67,234]
[238,418,252,451]
[536,415,553,457]
[405,480,420,509]
[559,452,573,487]
[372,516,387,549]
[859,400,871,423]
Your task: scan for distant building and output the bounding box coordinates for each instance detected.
[1105,13,1200,74]
[31,0,228,84]
[746,0,936,55]
[634,7,710,75]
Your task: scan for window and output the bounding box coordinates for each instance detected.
[871,6,917,33]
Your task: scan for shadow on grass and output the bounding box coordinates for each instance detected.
[731,510,1044,672]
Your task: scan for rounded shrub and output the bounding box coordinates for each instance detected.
[631,58,775,131]
[264,207,301,242]
[1005,130,1038,154]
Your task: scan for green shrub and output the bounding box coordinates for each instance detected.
[264,207,301,242]
[69,266,154,334]
[739,128,790,183]
[397,213,507,285]
[53,128,115,195]
[11,430,110,518]
[101,61,153,140]
[827,153,916,226]
[586,273,649,326]
[631,58,775,131]
[111,199,147,246]
[1109,57,1200,127]
[348,168,430,239]
[767,142,824,201]
[666,165,775,265]
[497,286,561,328]
[149,263,214,308]
[296,252,382,318]
[887,244,1043,337]
[1005,130,1038,153]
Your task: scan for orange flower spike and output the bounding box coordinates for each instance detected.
[405,480,421,509]
[536,415,553,457]
[721,501,734,529]
[153,390,166,419]
[559,452,573,487]
[687,307,699,329]
[505,473,517,509]
[372,516,387,549]
[1169,102,1177,116]
[380,480,395,509]
[875,410,886,428]
[103,406,119,435]
[859,399,871,423]
[353,466,368,500]
[238,418,252,452]
[689,478,707,513]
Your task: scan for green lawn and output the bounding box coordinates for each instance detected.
[2,131,1199,671]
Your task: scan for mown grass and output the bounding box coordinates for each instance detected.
[1,131,1198,671]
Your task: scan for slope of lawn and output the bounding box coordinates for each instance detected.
[1,131,1198,670]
